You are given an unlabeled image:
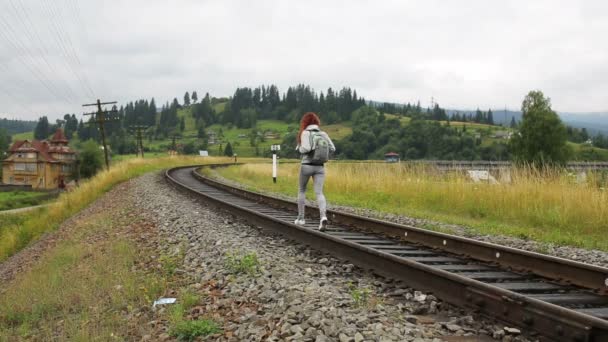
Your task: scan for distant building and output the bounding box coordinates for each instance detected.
[384,152,400,163]
[2,129,77,189]
[492,131,513,140]
[264,132,281,139]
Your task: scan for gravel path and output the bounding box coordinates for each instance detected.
[207,169,608,269]
[133,172,533,342]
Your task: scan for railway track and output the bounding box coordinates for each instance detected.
[166,165,608,342]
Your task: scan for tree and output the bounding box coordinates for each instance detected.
[487,109,494,125]
[192,91,198,103]
[198,126,206,139]
[180,117,185,131]
[224,142,234,156]
[0,128,10,156]
[79,140,104,178]
[510,90,570,165]
[184,92,191,106]
[510,116,517,128]
[34,116,50,140]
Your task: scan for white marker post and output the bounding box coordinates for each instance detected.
[271,144,280,183]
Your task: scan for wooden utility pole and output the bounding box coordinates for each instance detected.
[82,99,118,170]
[129,125,148,158]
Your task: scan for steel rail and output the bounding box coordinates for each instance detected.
[165,165,608,341]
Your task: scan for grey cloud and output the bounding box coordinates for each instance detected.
[1,0,607,120]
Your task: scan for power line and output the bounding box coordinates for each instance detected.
[38,0,95,98]
[129,125,149,158]
[6,0,86,103]
[0,12,76,105]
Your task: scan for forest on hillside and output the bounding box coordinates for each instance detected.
[18,84,608,161]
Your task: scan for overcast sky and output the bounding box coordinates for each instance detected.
[0,0,607,121]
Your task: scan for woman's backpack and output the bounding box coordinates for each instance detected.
[309,129,330,164]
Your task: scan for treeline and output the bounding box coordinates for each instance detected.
[280,106,509,161]
[219,84,367,128]
[34,115,79,140]
[372,102,495,125]
[373,101,450,121]
[0,128,10,158]
[451,109,494,125]
[0,118,36,135]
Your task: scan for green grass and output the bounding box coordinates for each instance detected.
[0,191,55,211]
[384,113,411,125]
[177,107,197,132]
[11,131,34,141]
[0,211,169,340]
[170,319,220,341]
[210,163,608,251]
[0,156,232,262]
[224,251,260,276]
[348,282,372,308]
[213,102,226,113]
[568,142,608,161]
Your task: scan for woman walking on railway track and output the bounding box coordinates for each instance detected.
[294,112,336,231]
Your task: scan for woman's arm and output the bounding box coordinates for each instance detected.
[324,132,336,152]
[298,131,312,153]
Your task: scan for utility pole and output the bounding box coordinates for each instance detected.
[129,125,148,158]
[82,99,118,170]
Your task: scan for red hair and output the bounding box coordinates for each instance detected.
[297,112,321,144]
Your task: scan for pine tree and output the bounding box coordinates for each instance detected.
[487,109,494,125]
[192,91,198,103]
[34,116,50,140]
[510,116,517,128]
[224,142,233,156]
[184,92,191,106]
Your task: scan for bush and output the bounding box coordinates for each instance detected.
[79,140,104,178]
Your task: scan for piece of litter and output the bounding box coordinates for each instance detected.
[153,298,176,308]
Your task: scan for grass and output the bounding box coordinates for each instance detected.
[442,120,501,130]
[167,289,219,341]
[0,155,236,262]
[211,163,608,251]
[224,251,260,276]
[348,282,372,308]
[0,191,55,211]
[0,155,227,340]
[383,113,412,126]
[0,211,168,340]
[170,319,221,341]
[11,131,34,141]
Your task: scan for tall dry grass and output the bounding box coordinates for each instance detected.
[215,162,608,250]
[0,156,232,262]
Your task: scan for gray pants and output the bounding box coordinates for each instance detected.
[298,164,326,219]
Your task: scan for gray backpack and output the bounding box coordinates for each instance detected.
[309,129,330,164]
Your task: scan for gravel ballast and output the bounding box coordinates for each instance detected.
[132,172,534,341]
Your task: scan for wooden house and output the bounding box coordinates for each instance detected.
[1,129,77,189]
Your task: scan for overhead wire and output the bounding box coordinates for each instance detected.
[37,0,95,99]
[0,16,75,105]
[49,0,95,97]
[0,0,98,119]
[5,0,81,103]
[0,2,77,105]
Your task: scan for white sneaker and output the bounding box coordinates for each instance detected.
[294,217,306,225]
[318,217,328,231]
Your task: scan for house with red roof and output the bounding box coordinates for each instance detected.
[1,129,77,189]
